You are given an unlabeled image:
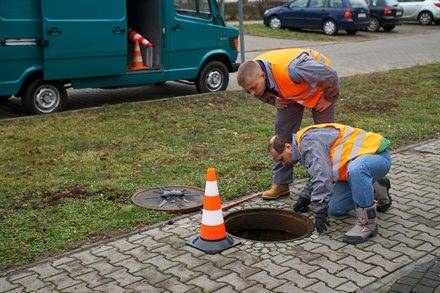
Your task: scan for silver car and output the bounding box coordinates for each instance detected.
[397,0,440,24]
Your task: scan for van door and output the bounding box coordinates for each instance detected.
[165,0,218,72]
[41,0,127,80]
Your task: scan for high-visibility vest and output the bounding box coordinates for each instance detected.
[255,48,333,109]
[295,123,385,181]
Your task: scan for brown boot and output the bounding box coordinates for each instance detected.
[343,203,378,244]
[261,184,290,200]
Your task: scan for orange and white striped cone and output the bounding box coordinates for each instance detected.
[129,42,147,70]
[186,168,240,254]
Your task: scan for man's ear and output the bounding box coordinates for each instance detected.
[285,143,292,151]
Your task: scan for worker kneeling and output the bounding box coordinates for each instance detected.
[268,123,392,244]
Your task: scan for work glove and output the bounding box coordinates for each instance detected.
[314,210,330,234]
[293,196,311,213]
[312,202,330,233]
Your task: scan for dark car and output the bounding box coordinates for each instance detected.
[263,0,370,35]
[367,0,403,31]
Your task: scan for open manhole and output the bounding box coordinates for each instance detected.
[132,185,204,213]
[224,208,314,242]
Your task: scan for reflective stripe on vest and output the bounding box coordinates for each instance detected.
[296,123,384,181]
[255,48,333,109]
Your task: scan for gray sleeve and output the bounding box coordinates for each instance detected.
[300,138,334,210]
[289,55,340,102]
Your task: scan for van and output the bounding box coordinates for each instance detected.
[0,0,240,114]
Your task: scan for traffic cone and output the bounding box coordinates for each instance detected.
[129,42,147,70]
[129,30,153,48]
[186,168,240,254]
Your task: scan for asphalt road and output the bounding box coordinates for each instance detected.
[1,23,439,119]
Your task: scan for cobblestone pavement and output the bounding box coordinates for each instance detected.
[1,139,439,292]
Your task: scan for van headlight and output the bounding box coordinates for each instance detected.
[264,10,269,15]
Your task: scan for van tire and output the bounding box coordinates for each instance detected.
[22,79,67,115]
[196,61,229,93]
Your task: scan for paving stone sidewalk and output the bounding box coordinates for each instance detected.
[1,139,439,292]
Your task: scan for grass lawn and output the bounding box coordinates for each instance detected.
[239,23,338,41]
[1,63,439,271]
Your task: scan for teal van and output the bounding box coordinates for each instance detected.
[0,0,239,114]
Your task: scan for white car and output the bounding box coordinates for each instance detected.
[397,0,440,24]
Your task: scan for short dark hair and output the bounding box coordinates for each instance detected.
[269,134,292,154]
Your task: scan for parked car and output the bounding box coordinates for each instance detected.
[263,0,370,35]
[367,0,404,31]
[397,0,440,24]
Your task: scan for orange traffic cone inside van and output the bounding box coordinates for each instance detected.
[186,168,240,254]
[129,42,147,70]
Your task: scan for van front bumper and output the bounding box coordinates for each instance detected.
[231,62,240,72]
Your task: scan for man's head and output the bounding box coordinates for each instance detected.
[268,134,298,166]
[237,61,266,97]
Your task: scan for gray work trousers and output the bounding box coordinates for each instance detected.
[273,102,336,184]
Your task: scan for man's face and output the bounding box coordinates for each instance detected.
[270,144,295,166]
[243,72,266,97]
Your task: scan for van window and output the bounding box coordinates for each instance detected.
[175,0,212,19]
[349,0,369,8]
[329,0,343,7]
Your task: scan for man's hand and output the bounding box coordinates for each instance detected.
[315,95,332,112]
[275,97,290,109]
[315,211,330,233]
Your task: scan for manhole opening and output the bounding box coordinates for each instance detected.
[224,208,314,242]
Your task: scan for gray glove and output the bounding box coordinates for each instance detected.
[312,203,330,233]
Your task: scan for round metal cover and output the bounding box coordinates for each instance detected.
[132,185,204,213]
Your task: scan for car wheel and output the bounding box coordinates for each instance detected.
[322,19,338,35]
[367,17,380,32]
[22,78,67,115]
[269,16,282,29]
[196,61,229,93]
[346,29,358,35]
[418,11,433,25]
[383,25,395,31]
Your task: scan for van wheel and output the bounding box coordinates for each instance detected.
[418,11,433,25]
[196,61,229,93]
[322,19,338,35]
[22,79,67,115]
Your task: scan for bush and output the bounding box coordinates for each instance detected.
[222,0,286,21]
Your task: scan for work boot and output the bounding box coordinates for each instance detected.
[374,177,392,213]
[343,203,378,244]
[262,184,290,200]
[293,196,311,213]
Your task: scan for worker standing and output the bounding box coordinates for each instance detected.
[237,48,339,200]
[268,123,392,244]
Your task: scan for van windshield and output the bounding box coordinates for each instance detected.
[350,0,369,8]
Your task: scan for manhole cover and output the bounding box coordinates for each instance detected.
[132,185,204,213]
[224,208,313,242]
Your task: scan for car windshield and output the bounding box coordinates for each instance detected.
[350,0,369,8]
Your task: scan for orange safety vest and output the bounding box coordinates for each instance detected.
[255,48,333,109]
[295,123,385,181]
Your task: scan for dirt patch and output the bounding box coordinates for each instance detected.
[14,187,128,211]
[344,100,399,113]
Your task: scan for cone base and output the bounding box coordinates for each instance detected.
[186,234,241,254]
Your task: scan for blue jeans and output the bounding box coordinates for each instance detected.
[328,150,391,216]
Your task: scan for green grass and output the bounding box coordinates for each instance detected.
[1,63,439,271]
[239,23,337,41]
